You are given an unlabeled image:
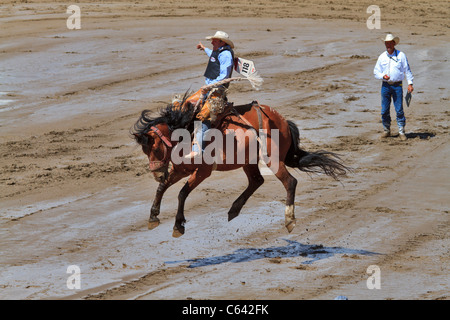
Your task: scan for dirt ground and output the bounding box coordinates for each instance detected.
[0,1,448,300]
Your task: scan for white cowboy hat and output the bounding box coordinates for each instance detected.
[383,33,399,45]
[206,31,235,48]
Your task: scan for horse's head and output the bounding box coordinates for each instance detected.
[133,123,173,182]
[132,99,195,182]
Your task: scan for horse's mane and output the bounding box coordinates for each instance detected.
[131,91,195,146]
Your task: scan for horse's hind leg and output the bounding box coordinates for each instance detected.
[228,164,264,221]
[274,162,298,232]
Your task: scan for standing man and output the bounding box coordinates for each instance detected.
[374,33,414,140]
[185,31,235,159]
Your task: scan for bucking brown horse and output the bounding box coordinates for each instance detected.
[132,95,349,237]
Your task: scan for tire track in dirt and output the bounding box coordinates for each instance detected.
[81,266,194,300]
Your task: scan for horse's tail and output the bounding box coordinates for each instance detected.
[285,120,349,180]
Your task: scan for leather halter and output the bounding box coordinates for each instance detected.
[150,126,172,148]
[148,125,172,172]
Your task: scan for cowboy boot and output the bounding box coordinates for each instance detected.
[399,127,407,141]
[380,126,390,139]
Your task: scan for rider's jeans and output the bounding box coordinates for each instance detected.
[192,120,211,153]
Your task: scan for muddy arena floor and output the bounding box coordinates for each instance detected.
[0,1,449,300]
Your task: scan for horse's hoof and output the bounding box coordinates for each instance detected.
[285,220,296,233]
[148,220,160,230]
[228,212,239,222]
[172,229,184,238]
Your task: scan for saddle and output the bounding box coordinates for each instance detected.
[173,88,264,136]
[174,87,230,126]
[210,102,234,128]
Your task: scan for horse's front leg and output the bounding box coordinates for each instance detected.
[148,181,166,229]
[149,169,186,230]
[173,167,212,237]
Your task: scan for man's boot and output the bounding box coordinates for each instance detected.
[380,126,390,139]
[399,127,407,141]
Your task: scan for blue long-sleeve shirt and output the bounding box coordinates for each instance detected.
[204,47,234,85]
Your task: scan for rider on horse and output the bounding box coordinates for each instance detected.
[184,31,235,159]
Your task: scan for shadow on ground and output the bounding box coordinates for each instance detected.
[166,239,379,268]
[406,132,435,140]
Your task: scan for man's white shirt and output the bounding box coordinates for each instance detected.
[374,49,414,85]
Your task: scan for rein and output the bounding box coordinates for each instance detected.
[148,125,172,172]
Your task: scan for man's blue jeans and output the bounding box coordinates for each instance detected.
[381,82,405,130]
